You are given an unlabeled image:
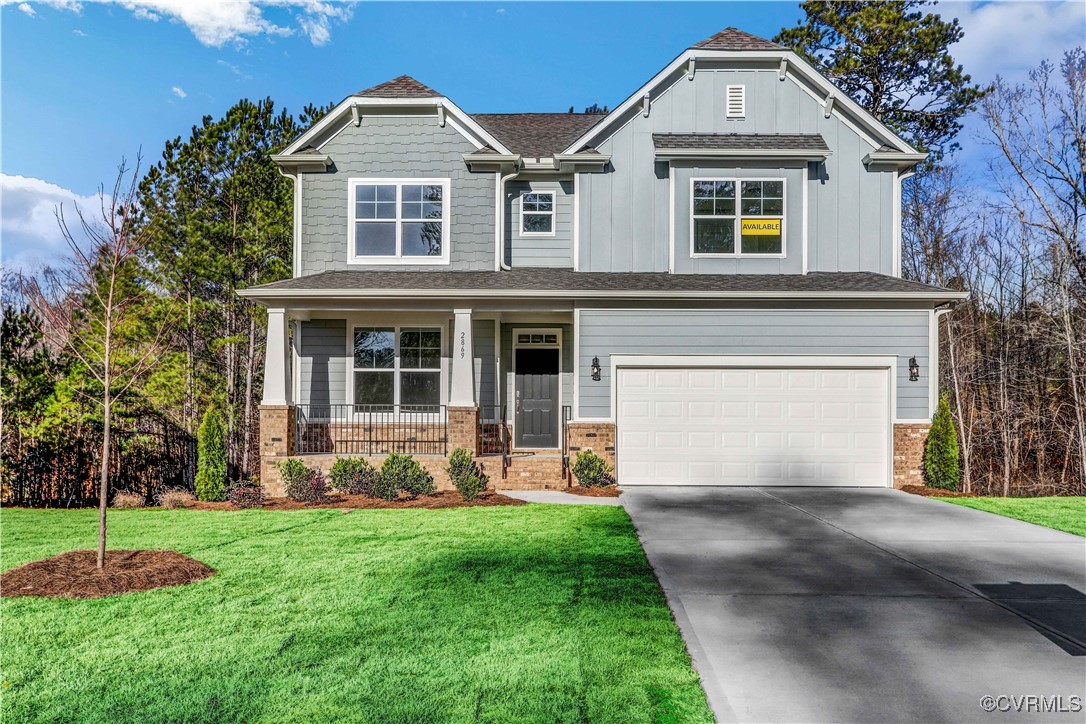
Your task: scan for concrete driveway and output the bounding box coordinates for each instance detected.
[622,487,1086,723]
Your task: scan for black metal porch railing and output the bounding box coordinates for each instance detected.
[294,404,447,456]
[561,405,572,482]
[478,404,509,479]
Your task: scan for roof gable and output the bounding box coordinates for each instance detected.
[691,27,784,51]
[355,75,441,98]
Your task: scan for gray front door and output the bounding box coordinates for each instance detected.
[514,348,559,448]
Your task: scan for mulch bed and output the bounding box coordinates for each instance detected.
[565,486,622,498]
[188,490,526,511]
[901,485,977,498]
[1,549,215,599]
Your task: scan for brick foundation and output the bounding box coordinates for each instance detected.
[259,405,296,497]
[893,422,930,488]
[566,422,617,477]
[447,406,480,455]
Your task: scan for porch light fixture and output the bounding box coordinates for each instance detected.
[591,356,602,382]
[908,356,919,382]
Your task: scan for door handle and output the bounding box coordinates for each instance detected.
[515,390,522,413]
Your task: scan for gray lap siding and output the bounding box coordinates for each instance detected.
[576,307,931,421]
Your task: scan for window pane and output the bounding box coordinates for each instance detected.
[544,334,557,344]
[763,181,783,198]
[375,185,396,202]
[741,181,762,199]
[402,221,443,256]
[694,218,735,254]
[400,329,420,348]
[715,198,736,216]
[419,329,441,348]
[420,351,440,369]
[354,328,395,369]
[400,371,440,407]
[693,181,716,198]
[422,185,443,202]
[763,198,784,215]
[375,201,396,219]
[356,185,376,202]
[523,213,552,233]
[423,203,442,219]
[518,334,530,343]
[742,198,763,215]
[401,185,422,202]
[693,198,715,215]
[400,348,421,369]
[401,201,422,219]
[356,202,376,220]
[715,180,735,198]
[356,222,396,256]
[354,371,394,406]
[741,232,783,254]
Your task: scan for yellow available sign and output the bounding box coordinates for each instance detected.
[740,219,781,235]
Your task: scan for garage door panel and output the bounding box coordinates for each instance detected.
[617,366,889,487]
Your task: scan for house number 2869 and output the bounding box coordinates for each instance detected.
[459,332,466,359]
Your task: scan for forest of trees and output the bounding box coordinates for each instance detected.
[2,1,1082,504]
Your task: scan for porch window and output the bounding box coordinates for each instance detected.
[348,179,450,264]
[691,178,785,257]
[521,192,554,235]
[353,326,442,408]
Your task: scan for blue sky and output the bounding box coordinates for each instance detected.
[2,1,1084,270]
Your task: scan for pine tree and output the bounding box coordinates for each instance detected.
[924,396,960,490]
[195,406,227,501]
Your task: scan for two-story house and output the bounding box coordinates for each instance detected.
[241,27,965,495]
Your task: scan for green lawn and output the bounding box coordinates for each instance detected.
[1,505,712,723]
[936,496,1086,536]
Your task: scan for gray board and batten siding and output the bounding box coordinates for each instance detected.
[298,112,495,275]
[505,178,574,268]
[576,307,930,421]
[577,61,897,275]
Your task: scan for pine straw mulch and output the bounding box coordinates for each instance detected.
[187,490,526,511]
[901,484,978,498]
[1,549,215,599]
[565,486,622,498]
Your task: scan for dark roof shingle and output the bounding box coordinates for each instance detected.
[691,27,784,51]
[471,113,607,157]
[355,75,441,98]
[653,133,829,152]
[243,269,961,299]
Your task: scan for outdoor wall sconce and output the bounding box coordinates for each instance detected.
[591,356,602,381]
[908,356,920,382]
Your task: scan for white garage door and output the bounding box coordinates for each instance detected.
[616,366,890,487]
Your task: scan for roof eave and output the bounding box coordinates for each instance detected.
[270,153,333,171]
[864,151,928,169]
[654,149,831,161]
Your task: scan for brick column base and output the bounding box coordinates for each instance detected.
[566,422,617,479]
[447,406,480,456]
[893,422,930,488]
[259,405,295,497]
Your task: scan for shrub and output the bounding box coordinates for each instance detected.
[376,453,435,500]
[112,490,145,509]
[924,395,961,490]
[303,468,330,505]
[227,482,264,509]
[572,449,615,487]
[155,487,195,510]
[329,457,378,496]
[446,448,489,501]
[278,458,312,501]
[194,407,227,502]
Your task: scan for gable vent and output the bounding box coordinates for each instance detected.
[726,85,746,118]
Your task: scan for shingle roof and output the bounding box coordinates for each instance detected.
[242,269,962,299]
[355,75,441,98]
[653,133,829,152]
[691,27,784,51]
[471,113,607,157]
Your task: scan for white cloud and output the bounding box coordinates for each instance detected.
[17,2,35,16]
[2,0,354,47]
[72,28,85,35]
[217,59,252,80]
[948,0,1086,84]
[171,85,186,98]
[0,175,102,273]
[495,7,506,15]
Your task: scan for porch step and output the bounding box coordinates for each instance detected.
[500,453,568,490]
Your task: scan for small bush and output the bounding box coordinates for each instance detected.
[227,482,263,509]
[446,448,489,501]
[329,457,378,496]
[112,490,145,509]
[924,395,961,490]
[195,407,227,502]
[572,449,615,487]
[155,487,195,510]
[278,458,312,501]
[376,453,435,500]
[304,468,330,505]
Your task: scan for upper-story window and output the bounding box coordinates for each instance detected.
[348,178,450,264]
[691,178,785,257]
[520,192,555,236]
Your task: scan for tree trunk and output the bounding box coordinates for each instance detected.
[242,313,256,478]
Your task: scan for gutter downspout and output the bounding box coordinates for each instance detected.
[276,167,301,276]
[496,161,522,271]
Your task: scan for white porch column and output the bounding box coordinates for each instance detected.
[262,308,293,406]
[449,308,475,407]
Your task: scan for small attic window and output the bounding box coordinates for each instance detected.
[726,85,746,119]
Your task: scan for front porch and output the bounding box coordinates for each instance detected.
[257,307,598,495]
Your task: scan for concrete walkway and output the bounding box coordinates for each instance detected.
[622,487,1086,723]
[498,489,623,506]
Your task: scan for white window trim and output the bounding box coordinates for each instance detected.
[347,324,446,411]
[689,177,787,259]
[347,178,451,266]
[511,327,563,449]
[519,191,556,237]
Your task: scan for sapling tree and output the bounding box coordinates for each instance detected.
[924,396,961,490]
